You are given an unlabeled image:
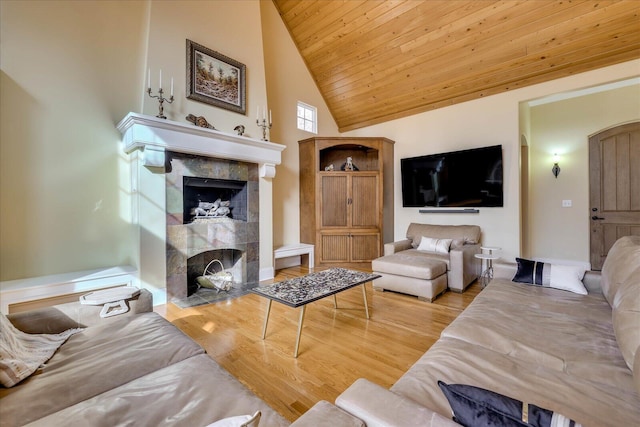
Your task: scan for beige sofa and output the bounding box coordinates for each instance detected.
[372,223,481,301]
[0,290,290,427]
[335,235,640,426]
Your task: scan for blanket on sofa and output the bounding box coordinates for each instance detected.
[0,313,82,387]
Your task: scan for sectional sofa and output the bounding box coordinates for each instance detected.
[334,235,640,426]
[0,291,291,427]
[4,236,639,426]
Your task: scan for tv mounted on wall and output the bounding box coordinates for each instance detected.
[401,145,503,208]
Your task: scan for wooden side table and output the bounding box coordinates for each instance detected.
[475,247,500,288]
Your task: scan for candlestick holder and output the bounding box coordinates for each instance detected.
[147,87,174,119]
[256,118,272,141]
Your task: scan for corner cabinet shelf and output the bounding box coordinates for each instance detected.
[299,137,394,268]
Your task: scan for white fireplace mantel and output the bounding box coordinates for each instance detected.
[117,112,285,178]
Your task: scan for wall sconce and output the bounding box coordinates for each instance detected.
[552,154,561,178]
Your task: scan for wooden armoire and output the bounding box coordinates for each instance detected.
[299,137,394,268]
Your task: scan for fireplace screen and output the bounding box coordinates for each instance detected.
[183,177,247,223]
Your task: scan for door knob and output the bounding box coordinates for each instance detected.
[591,216,605,220]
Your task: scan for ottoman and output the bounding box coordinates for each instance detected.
[372,251,448,302]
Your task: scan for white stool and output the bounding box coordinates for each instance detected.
[273,243,315,270]
[474,246,501,288]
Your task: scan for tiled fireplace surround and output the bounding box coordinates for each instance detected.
[165,153,259,300]
[117,113,284,305]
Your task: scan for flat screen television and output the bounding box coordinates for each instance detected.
[401,145,503,208]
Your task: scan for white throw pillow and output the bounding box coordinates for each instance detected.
[206,411,261,427]
[417,236,453,254]
[549,264,588,295]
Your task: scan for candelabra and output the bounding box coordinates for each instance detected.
[147,87,174,119]
[256,117,272,141]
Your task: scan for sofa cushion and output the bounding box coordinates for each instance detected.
[23,354,290,427]
[391,337,640,426]
[291,400,365,427]
[373,251,447,280]
[512,258,587,295]
[336,378,460,427]
[7,289,154,334]
[0,312,205,426]
[601,235,640,306]
[612,267,640,371]
[406,224,481,248]
[441,280,625,378]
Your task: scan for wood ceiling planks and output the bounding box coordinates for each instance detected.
[273,0,640,132]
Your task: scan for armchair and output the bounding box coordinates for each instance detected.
[372,223,481,301]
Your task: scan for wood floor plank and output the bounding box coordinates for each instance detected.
[156,266,480,422]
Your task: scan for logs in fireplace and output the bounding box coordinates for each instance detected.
[183,176,247,223]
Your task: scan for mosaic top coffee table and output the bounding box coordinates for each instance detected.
[252,268,380,357]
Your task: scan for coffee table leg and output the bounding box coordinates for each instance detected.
[333,294,337,308]
[362,284,370,319]
[261,299,272,339]
[294,305,306,358]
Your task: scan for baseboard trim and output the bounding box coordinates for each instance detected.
[259,267,275,282]
[0,266,140,314]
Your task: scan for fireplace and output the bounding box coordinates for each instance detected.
[165,152,259,300]
[117,113,285,305]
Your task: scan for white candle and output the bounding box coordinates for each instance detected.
[256,106,259,121]
[159,69,162,90]
[147,68,151,89]
[263,106,266,120]
[269,109,272,124]
[170,78,174,97]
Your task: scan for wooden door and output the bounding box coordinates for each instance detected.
[319,232,350,262]
[589,121,640,270]
[351,174,379,228]
[350,232,381,261]
[320,174,348,227]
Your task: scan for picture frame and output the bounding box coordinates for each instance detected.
[186,39,246,115]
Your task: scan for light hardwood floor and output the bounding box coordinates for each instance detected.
[156,266,480,422]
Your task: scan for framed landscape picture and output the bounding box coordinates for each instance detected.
[186,39,246,114]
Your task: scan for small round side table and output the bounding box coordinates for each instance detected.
[475,246,501,288]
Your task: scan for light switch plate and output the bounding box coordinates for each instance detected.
[562,199,572,207]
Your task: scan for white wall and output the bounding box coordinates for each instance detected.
[343,61,640,263]
[0,0,147,280]
[343,95,522,260]
[260,1,340,248]
[528,84,640,264]
[0,0,278,287]
[131,1,276,291]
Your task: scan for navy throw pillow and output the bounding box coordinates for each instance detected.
[437,381,582,427]
[512,257,550,286]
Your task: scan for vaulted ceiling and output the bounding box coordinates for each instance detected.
[273,1,640,132]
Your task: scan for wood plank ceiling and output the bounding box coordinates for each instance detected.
[273,1,640,132]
